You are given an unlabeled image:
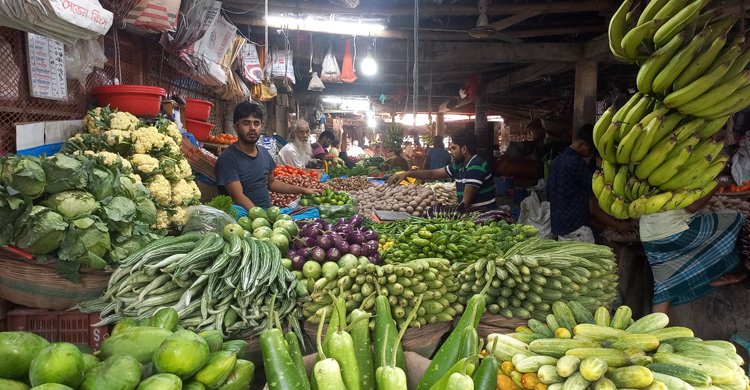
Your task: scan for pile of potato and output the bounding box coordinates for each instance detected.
[706,195,750,219]
[426,182,457,205]
[326,176,372,192]
[270,175,325,207]
[351,184,437,217]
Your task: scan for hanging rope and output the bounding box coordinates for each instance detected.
[264,0,269,80]
[404,38,410,114]
[413,0,419,131]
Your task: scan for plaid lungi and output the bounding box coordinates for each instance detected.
[642,210,743,306]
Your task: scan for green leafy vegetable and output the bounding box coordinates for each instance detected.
[207,195,238,219]
[86,166,115,200]
[41,190,100,220]
[102,196,137,235]
[41,154,88,193]
[0,189,30,245]
[13,205,68,255]
[135,196,157,225]
[1,155,46,199]
[58,216,110,269]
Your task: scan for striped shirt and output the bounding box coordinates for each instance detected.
[445,155,496,209]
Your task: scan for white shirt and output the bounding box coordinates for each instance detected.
[348,146,364,157]
[277,143,310,168]
[639,209,692,242]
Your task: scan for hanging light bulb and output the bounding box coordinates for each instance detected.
[361,45,378,76]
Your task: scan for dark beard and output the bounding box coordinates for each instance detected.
[452,155,465,164]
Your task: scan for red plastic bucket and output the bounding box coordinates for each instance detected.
[92,85,166,117]
[185,119,215,141]
[185,98,214,121]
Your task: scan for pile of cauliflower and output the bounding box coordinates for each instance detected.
[66,106,201,229]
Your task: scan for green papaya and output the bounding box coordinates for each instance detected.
[138,318,151,326]
[99,326,172,364]
[81,354,99,374]
[0,378,30,389]
[217,360,254,390]
[29,343,84,388]
[79,355,142,390]
[0,332,49,379]
[184,381,207,390]
[220,340,248,358]
[193,351,237,389]
[153,330,210,379]
[149,308,179,331]
[30,384,74,390]
[199,330,224,353]
[136,373,182,390]
[111,318,138,336]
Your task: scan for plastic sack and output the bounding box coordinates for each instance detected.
[308,72,325,91]
[317,199,358,220]
[518,191,552,239]
[732,136,750,185]
[65,39,107,87]
[240,42,263,84]
[124,0,181,33]
[181,205,235,234]
[321,46,341,83]
[341,39,357,83]
[266,49,296,84]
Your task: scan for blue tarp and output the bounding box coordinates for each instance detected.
[231,204,319,221]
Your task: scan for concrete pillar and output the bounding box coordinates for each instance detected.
[436,113,445,136]
[474,80,491,153]
[572,60,598,136]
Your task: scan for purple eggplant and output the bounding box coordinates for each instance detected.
[336,240,350,254]
[291,255,306,269]
[363,229,378,241]
[326,247,341,261]
[318,234,335,250]
[349,214,364,227]
[310,247,326,262]
[347,230,365,245]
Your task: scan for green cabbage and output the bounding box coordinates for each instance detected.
[87,166,115,200]
[102,196,137,235]
[13,205,68,255]
[107,234,155,263]
[114,175,147,200]
[41,190,100,220]
[135,197,157,225]
[1,155,46,198]
[0,190,31,245]
[58,216,110,269]
[42,154,88,193]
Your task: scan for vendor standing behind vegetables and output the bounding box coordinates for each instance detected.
[388,129,497,211]
[215,102,321,210]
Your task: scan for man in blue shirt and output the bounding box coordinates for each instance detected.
[423,135,452,170]
[388,129,496,211]
[548,124,630,242]
[215,102,320,209]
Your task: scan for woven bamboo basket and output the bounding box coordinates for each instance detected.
[0,254,110,311]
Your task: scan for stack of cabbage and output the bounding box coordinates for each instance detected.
[493,301,749,390]
[0,309,255,389]
[0,153,162,276]
[593,0,750,218]
[61,106,201,230]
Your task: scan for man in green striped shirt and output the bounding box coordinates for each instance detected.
[388,129,497,210]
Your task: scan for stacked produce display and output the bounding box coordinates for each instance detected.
[299,188,358,219]
[351,184,437,217]
[77,216,304,338]
[594,0,750,218]
[269,167,324,208]
[0,309,255,389]
[456,238,618,320]
[493,301,750,390]
[61,107,201,229]
[0,152,162,275]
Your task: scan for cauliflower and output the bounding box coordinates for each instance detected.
[171,179,194,206]
[188,180,202,202]
[152,209,170,230]
[178,158,192,177]
[132,126,170,154]
[128,173,142,184]
[103,129,132,147]
[109,111,139,131]
[170,205,188,226]
[164,137,181,157]
[146,174,172,206]
[164,122,182,144]
[162,156,192,181]
[131,153,160,175]
[83,107,105,135]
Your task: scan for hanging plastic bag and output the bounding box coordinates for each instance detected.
[259,81,277,101]
[518,191,552,239]
[341,38,357,83]
[266,49,296,84]
[308,72,325,91]
[124,0,181,33]
[732,136,750,185]
[321,45,341,83]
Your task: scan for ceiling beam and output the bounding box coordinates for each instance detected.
[485,63,575,94]
[426,42,583,63]
[222,1,610,17]
[485,10,542,32]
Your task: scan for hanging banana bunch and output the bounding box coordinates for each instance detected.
[595,0,748,219]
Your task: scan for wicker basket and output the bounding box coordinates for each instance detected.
[476,313,528,339]
[0,254,111,311]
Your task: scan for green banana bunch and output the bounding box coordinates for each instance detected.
[620,95,654,140]
[690,84,750,118]
[609,0,636,61]
[635,135,679,180]
[598,186,616,215]
[610,196,631,220]
[651,28,708,94]
[592,170,606,198]
[637,31,686,94]
[637,0,671,27]
[685,138,724,166]
[598,122,621,162]
[682,155,728,189]
[647,146,693,186]
[651,111,685,145]
[697,116,729,139]
[621,18,665,60]
[616,123,644,164]
[673,35,726,90]
[658,155,714,191]
[630,116,664,163]
[601,160,617,184]
[677,70,750,116]
[612,165,630,197]
[653,0,709,47]
[643,191,674,214]
[593,107,615,149]
[664,61,732,108]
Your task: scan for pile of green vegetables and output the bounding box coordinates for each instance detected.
[378,219,538,264]
[300,188,358,219]
[0,308,255,389]
[303,257,459,329]
[0,154,161,278]
[326,163,374,179]
[455,238,618,321]
[77,226,305,338]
